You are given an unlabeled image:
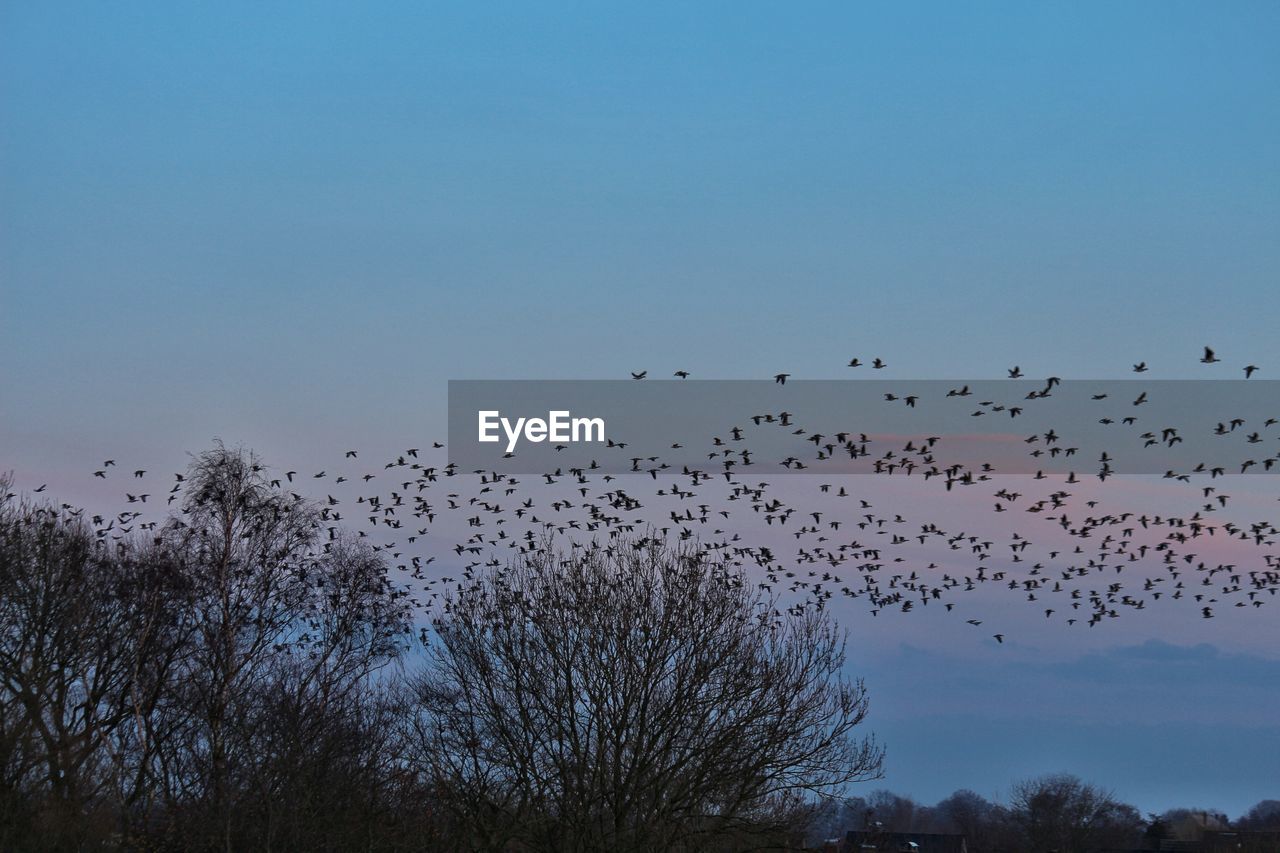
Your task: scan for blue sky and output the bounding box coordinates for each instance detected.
[3,1,1279,816]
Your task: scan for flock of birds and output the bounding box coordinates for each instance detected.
[14,347,1280,646]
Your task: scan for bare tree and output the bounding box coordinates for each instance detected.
[935,788,1012,852]
[865,789,929,833]
[2,452,428,851]
[0,478,189,851]
[151,444,319,850]
[234,536,415,851]
[1238,799,1280,831]
[1007,773,1142,853]
[408,536,883,852]
[153,444,414,851]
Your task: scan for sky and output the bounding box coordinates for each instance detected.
[3,1,1280,817]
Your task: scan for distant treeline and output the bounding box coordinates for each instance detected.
[806,785,1280,851]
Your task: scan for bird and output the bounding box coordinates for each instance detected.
[1007,366,1023,378]
[1132,362,1148,373]
[1244,365,1259,378]
[1201,347,1220,364]
[631,371,647,380]
[674,371,690,379]
[774,373,790,385]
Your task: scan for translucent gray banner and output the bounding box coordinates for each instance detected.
[448,380,1280,477]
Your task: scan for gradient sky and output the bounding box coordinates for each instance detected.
[4,1,1280,816]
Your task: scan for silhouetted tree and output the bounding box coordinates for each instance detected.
[1237,799,1280,830]
[0,477,190,851]
[408,536,883,852]
[865,789,929,833]
[1007,773,1142,852]
[936,788,1007,851]
[1144,812,1170,843]
[152,444,414,851]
